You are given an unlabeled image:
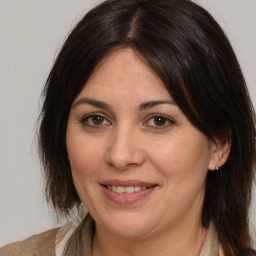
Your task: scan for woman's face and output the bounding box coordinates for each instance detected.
[66,48,218,239]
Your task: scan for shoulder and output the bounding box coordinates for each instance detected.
[0,228,59,256]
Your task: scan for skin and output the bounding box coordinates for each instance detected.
[66,48,230,256]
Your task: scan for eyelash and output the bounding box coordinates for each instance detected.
[144,114,175,129]
[80,113,175,129]
[80,113,111,128]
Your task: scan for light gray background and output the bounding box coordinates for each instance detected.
[0,0,255,247]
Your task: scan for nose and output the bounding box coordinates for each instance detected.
[105,126,145,170]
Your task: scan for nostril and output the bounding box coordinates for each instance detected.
[105,133,145,169]
[105,150,145,170]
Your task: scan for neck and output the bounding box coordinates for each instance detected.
[92,216,207,256]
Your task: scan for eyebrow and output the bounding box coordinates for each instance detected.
[73,97,176,110]
[73,98,111,109]
[139,100,176,110]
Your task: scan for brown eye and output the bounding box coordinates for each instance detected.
[145,114,174,128]
[153,116,167,126]
[92,115,104,125]
[82,114,111,127]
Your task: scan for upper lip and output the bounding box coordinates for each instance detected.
[100,179,157,187]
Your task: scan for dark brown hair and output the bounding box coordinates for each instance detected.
[39,0,256,255]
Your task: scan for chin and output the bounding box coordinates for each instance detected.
[96,211,158,238]
[106,223,154,239]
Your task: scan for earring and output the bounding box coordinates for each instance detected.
[215,165,219,171]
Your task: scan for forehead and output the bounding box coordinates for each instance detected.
[77,48,171,102]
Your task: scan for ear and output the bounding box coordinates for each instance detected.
[208,139,231,171]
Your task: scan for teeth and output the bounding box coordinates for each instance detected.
[134,186,141,192]
[124,186,135,193]
[116,186,125,193]
[107,185,148,193]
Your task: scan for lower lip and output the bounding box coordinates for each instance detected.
[102,186,156,204]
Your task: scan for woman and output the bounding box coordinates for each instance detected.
[1,0,255,255]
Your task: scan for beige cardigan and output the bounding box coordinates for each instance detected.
[0,214,223,256]
[0,228,58,256]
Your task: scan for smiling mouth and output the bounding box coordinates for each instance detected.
[100,181,157,204]
[105,185,151,194]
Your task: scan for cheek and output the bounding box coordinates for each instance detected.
[69,146,102,180]
[149,132,211,181]
[154,134,211,213]
[66,134,105,209]
[66,127,103,179]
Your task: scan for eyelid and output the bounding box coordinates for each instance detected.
[79,112,175,129]
[144,114,175,128]
[80,112,111,127]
